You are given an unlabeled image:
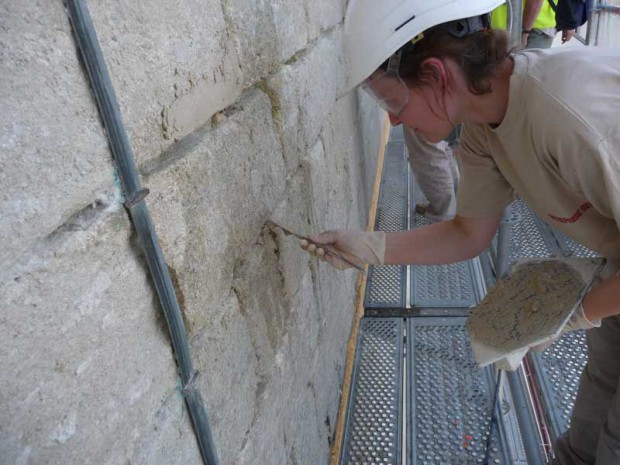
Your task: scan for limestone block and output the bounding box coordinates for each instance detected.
[269,166,316,293]
[85,0,244,151]
[303,138,342,229]
[298,92,377,235]
[270,0,311,62]
[186,219,331,464]
[306,0,346,41]
[0,208,201,464]
[232,271,327,465]
[145,89,286,333]
[267,30,345,173]
[190,292,260,465]
[229,171,360,464]
[355,89,387,212]
[288,267,352,464]
[0,1,116,269]
[222,0,282,79]
[319,92,377,230]
[311,264,357,437]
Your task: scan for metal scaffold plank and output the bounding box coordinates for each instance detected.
[407,317,516,465]
[364,137,408,309]
[340,318,404,465]
[550,228,601,259]
[504,199,559,261]
[410,260,480,309]
[409,182,484,309]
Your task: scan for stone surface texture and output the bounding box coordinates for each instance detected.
[1,1,384,464]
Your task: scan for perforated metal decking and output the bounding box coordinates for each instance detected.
[340,127,599,464]
[528,332,588,442]
[341,319,404,465]
[408,318,512,465]
[364,128,408,309]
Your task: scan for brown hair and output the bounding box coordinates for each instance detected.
[398,27,511,95]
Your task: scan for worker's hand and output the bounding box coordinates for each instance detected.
[299,229,386,270]
[531,301,601,352]
[521,31,530,47]
[564,301,601,332]
[561,29,575,43]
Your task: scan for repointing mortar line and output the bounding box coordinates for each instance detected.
[1,191,124,284]
[254,80,287,166]
[144,83,276,180]
[329,115,390,465]
[155,25,342,162]
[147,25,345,180]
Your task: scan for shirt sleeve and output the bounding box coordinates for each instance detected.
[456,122,516,218]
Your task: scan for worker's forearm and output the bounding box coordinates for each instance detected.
[522,0,544,31]
[582,275,620,321]
[383,217,498,265]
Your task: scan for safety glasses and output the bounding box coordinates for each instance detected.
[360,51,409,116]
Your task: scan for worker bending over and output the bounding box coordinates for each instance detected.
[301,0,620,463]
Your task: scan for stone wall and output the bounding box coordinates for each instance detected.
[0,1,384,464]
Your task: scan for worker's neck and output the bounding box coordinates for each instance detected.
[455,57,514,127]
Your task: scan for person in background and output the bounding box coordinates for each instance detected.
[492,0,576,47]
[403,128,459,222]
[302,0,620,463]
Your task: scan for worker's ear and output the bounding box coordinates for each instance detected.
[420,57,447,88]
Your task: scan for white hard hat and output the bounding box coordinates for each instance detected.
[343,0,506,91]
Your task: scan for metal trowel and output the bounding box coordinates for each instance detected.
[266,221,367,275]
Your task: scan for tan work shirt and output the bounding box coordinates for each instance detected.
[457,47,620,259]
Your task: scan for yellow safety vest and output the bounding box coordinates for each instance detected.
[491,1,556,30]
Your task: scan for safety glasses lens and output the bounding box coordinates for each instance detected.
[361,70,409,115]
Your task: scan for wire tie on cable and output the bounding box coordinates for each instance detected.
[124,188,150,208]
[182,370,199,395]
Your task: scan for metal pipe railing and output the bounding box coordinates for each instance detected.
[506,369,547,465]
[64,1,219,463]
[494,207,514,280]
[506,0,524,47]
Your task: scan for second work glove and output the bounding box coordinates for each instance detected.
[563,301,601,332]
[299,229,386,270]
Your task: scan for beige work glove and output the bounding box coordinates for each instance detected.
[531,260,612,353]
[532,301,601,353]
[299,229,386,270]
[564,301,601,332]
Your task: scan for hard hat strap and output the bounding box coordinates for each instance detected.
[386,50,402,76]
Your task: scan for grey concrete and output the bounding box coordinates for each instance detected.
[1,0,385,464]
